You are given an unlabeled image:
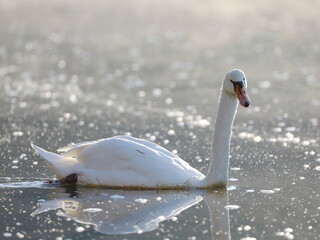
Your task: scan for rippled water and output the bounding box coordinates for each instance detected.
[0,0,319,239]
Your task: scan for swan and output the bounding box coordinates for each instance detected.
[32,69,250,189]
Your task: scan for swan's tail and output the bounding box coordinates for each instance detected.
[31,143,78,179]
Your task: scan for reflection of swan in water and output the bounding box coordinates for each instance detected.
[32,188,230,238]
[205,192,230,239]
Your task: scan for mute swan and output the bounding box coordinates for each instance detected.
[32,69,250,189]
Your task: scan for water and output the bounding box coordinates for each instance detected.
[0,0,319,239]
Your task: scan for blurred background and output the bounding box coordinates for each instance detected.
[0,0,319,239]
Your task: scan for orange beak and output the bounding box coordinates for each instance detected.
[235,85,251,107]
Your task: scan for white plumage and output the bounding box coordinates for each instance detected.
[32,136,204,187]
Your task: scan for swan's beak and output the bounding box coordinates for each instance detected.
[235,85,251,107]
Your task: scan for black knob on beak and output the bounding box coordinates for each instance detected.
[244,101,250,107]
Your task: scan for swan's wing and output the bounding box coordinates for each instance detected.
[77,136,194,172]
[58,136,176,159]
[75,136,204,187]
[113,136,178,160]
[58,141,99,158]
[57,141,99,152]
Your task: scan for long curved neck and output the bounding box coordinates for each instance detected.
[202,88,238,186]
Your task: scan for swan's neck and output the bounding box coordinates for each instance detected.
[201,89,238,186]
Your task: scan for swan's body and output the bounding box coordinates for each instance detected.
[32,69,250,189]
[32,136,205,188]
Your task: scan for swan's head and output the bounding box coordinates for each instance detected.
[223,69,251,107]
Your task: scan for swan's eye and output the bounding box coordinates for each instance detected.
[230,80,243,89]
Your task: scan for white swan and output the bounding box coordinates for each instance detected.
[32,69,250,189]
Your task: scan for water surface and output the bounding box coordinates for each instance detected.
[0,0,319,239]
